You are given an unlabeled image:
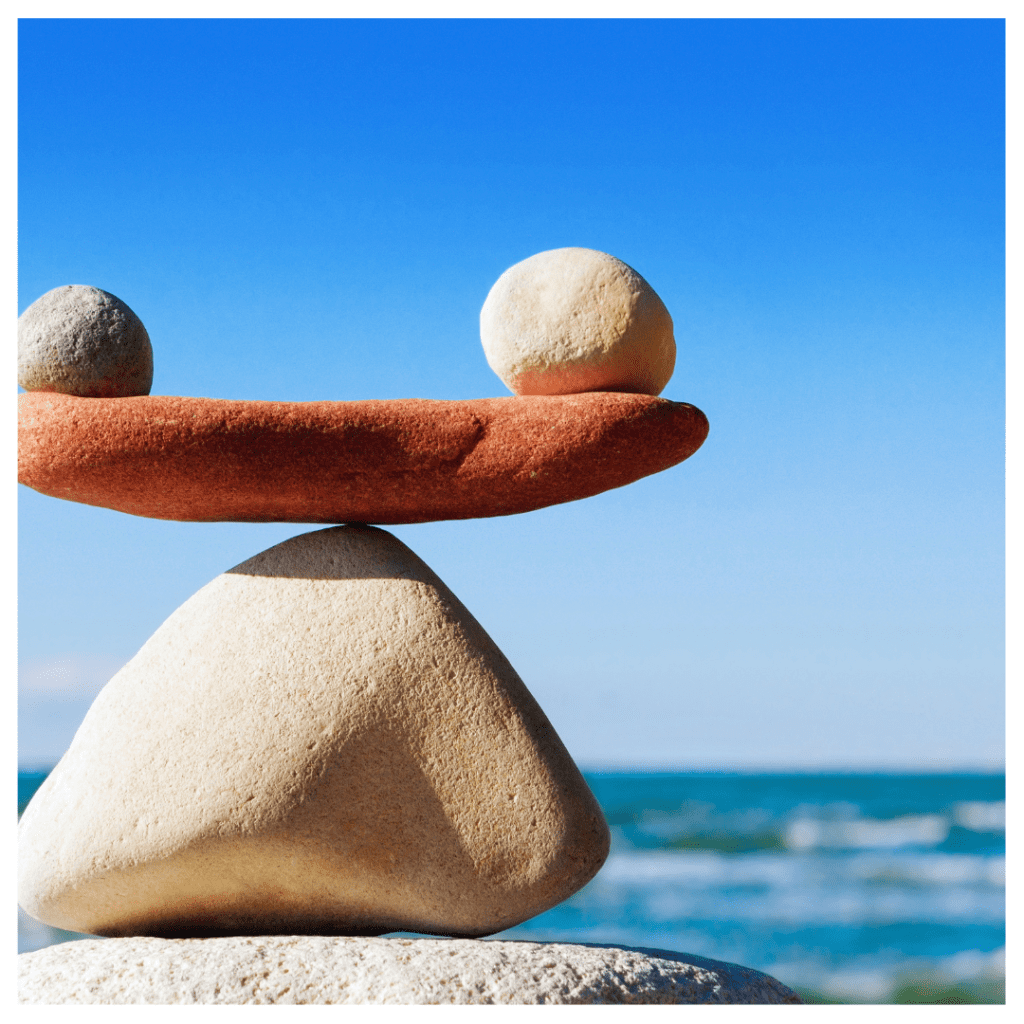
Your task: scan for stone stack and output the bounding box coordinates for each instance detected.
[18,250,795,1003]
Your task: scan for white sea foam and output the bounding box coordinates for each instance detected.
[586,850,1005,927]
[935,945,1005,982]
[777,945,1007,1002]
[849,852,1005,887]
[784,813,949,850]
[627,801,1004,855]
[598,849,1003,890]
[953,801,1005,832]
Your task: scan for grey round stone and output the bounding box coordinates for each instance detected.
[17,936,804,1004]
[18,285,153,398]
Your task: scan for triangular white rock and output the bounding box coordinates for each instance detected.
[19,526,609,938]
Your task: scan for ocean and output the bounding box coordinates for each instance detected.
[18,769,1005,1004]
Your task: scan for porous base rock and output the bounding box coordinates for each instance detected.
[18,936,803,1004]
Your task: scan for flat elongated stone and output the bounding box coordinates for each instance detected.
[17,391,708,524]
[18,526,610,940]
[18,937,804,1004]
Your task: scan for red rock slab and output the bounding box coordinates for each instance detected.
[18,391,709,525]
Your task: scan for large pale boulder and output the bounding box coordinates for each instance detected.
[17,391,708,524]
[18,526,609,939]
[18,285,153,398]
[18,936,804,1004]
[480,248,676,397]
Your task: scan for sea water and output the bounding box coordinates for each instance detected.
[17,769,1005,1003]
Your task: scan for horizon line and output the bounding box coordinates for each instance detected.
[18,760,1006,776]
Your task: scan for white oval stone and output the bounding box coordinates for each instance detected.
[480,248,675,397]
[18,285,153,398]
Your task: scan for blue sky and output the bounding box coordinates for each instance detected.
[17,18,1004,769]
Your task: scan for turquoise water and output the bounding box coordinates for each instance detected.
[18,769,1004,1003]
[494,772,1005,1003]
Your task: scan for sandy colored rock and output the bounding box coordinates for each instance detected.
[480,248,676,396]
[18,936,803,1004]
[18,390,708,524]
[18,285,153,398]
[18,526,609,940]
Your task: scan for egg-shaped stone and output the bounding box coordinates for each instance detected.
[480,248,675,397]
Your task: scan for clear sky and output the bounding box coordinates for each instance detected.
[17,18,1005,770]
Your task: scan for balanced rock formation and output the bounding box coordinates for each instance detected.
[480,248,676,397]
[18,285,153,398]
[18,526,609,940]
[18,937,804,1004]
[17,390,708,524]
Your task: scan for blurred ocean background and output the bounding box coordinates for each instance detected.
[18,768,1004,1004]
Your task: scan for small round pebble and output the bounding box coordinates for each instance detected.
[480,248,675,397]
[18,285,153,398]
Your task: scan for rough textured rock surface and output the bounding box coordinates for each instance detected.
[18,390,707,524]
[18,937,804,1004]
[19,526,609,940]
[18,285,153,398]
[480,248,676,397]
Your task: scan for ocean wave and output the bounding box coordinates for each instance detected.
[587,850,1005,927]
[952,801,1005,832]
[618,800,1006,855]
[784,813,949,850]
[850,852,1004,888]
[773,946,1005,1003]
[598,849,1004,888]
